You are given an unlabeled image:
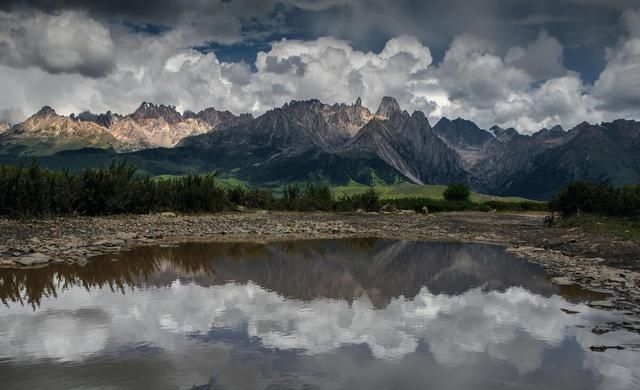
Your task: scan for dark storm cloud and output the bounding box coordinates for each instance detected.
[0,0,343,26]
[0,1,631,62]
[0,9,117,77]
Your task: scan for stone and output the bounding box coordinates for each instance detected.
[590,300,615,308]
[160,212,176,217]
[591,326,610,335]
[380,203,398,213]
[551,277,575,286]
[235,205,247,212]
[14,252,50,266]
[115,232,137,240]
[590,345,624,352]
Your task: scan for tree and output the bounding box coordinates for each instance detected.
[443,183,470,202]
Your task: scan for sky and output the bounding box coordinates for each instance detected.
[1,0,640,133]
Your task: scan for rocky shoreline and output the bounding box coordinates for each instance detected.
[1,211,639,317]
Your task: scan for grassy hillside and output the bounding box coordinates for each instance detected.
[332,182,539,203]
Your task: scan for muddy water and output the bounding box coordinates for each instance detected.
[0,239,638,389]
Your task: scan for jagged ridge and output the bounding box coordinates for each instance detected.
[2,97,640,198]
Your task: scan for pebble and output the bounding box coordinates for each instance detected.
[552,277,575,286]
[590,300,615,308]
[13,252,50,266]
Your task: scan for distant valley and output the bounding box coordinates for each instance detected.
[1,97,639,200]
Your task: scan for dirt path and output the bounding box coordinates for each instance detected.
[1,211,639,314]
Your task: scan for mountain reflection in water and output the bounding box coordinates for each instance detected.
[0,239,638,390]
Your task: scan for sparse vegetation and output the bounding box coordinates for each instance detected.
[546,181,640,242]
[383,197,547,213]
[555,214,640,242]
[332,181,537,203]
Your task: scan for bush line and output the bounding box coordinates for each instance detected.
[0,162,548,217]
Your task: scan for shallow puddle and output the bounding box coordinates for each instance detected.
[0,239,638,389]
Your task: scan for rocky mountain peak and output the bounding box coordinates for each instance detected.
[375,96,401,119]
[532,124,566,141]
[410,110,428,122]
[71,110,115,128]
[33,106,58,118]
[433,117,493,149]
[184,107,254,129]
[436,117,452,126]
[131,102,182,124]
[491,125,520,143]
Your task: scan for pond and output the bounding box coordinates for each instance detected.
[0,239,639,389]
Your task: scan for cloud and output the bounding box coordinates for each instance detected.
[0,107,25,125]
[1,280,638,390]
[0,0,347,47]
[506,30,566,81]
[264,55,307,75]
[592,8,640,113]
[0,9,116,77]
[0,4,638,133]
[426,33,602,132]
[435,34,532,109]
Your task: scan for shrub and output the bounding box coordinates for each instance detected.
[279,183,334,211]
[170,172,229,212]
[443,183,471,201]
[550,181,640,218]
[226,185,248,205]
[243,188,274,209]
[336,188,381,212]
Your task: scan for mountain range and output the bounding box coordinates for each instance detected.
[1,97,639,199]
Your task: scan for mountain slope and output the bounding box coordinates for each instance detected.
[503,120,640,199]
[0,103,253,154]
[177,98,402,184]
[0,107,123,156]
[346,102,468,185]
[433,117,496,170]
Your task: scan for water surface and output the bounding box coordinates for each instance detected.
[0,239,638,389]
